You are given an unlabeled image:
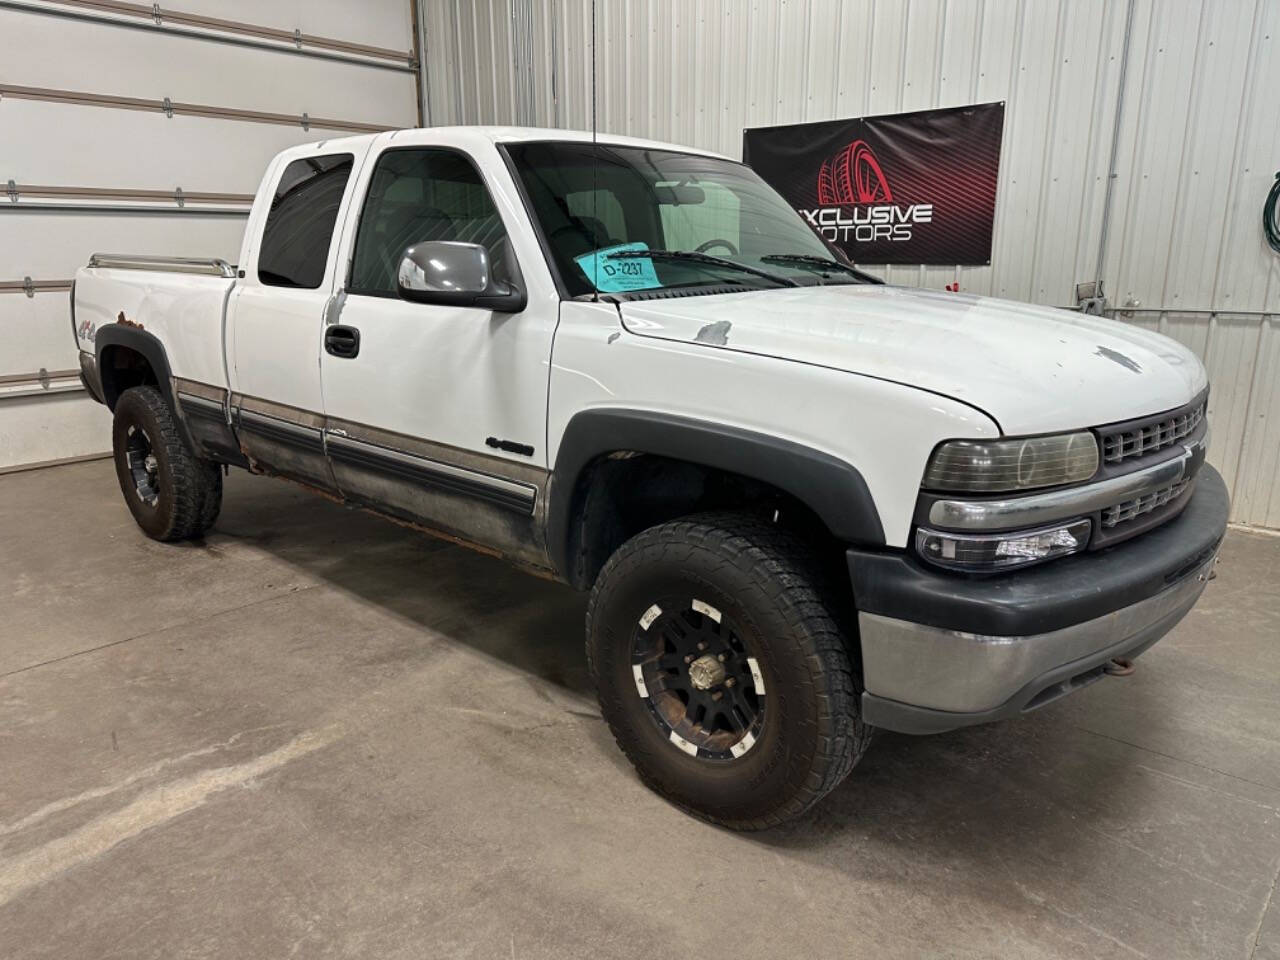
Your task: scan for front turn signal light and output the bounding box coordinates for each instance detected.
[915,518,1092,572]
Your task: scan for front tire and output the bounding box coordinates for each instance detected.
[587,513,871,830]
[111,385,222,541]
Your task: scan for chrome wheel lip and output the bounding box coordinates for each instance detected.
[124,424,160,507]
[630,596,766,761]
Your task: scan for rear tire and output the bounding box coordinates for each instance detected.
[111,385,222,541]
[586,512,871,830]
[192,465,223,537]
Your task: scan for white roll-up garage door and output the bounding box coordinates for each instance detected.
[0,0,423,471]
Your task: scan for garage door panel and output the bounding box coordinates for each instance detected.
[2,101,319,194]
[0,393,112,471]
[3,3,418,469]
[1,8,416,127]
[184,0,415,55]
[0,294,79,378]
[0,212,246,279]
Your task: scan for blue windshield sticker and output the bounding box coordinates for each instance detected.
[574,242,661,293]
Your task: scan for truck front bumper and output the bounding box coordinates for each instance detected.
[848,465,1229,735]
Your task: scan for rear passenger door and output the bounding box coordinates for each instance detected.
[318,144,557,567]
[227,144,367,489]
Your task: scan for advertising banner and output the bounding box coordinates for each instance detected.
[743,102,1005,265]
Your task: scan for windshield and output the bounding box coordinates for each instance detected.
[506,141,858,297]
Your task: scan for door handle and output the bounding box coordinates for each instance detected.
[325,325,360,359]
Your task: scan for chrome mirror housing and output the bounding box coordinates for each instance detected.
[396,241,524,313]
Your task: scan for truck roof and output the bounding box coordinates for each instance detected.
[286,126,733,162]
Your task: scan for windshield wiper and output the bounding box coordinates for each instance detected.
[760,253,884,284]
[606,249,799,288]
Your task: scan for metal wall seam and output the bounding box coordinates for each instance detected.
[0,370,78,382]
[2,183,253,216]
[6,184,254,203]
[2,203,250,216]
[0,382,83,401]
[411,0,428,125]
[12,0,415,67]
[452,0,466,123]
[0,279,73,294]
[0,83,393,133]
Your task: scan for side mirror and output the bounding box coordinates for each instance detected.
[396,241,525,312]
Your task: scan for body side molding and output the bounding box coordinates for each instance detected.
[326,432,538,514]
[548,408,886,581]
[174,379,248,467]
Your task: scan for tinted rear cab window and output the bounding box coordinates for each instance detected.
[258,154,354,289]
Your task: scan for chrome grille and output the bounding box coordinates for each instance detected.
[1101,402,1204,464]
[1101,479,1191,528]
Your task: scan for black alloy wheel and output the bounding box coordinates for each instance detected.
[123,423,161,507]
[631,597,766,761]
[587,513,872,829]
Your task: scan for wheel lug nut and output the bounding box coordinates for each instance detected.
[725,678,736,688]
[697,642,707,651]
[684,655,695,664]
[711,691,723,701]
[717,653,727,662]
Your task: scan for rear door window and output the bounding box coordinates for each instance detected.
[258,154,354,289]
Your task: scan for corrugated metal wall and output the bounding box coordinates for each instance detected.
[421,0,1280,529]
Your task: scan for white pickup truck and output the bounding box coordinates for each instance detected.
[71,126,1226,829]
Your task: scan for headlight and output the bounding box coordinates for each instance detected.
[915,519,1091,572]
[922,432,1099,492]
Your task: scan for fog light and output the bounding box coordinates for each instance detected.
[915,518,1092,572]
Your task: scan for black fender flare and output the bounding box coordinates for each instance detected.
[547,408,886,580]
[95,325,248,468]
[94,324,175,411]
[93,325,202,453]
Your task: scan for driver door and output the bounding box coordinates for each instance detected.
[318,143,556,567]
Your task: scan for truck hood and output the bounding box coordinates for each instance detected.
[618,284,1207,435]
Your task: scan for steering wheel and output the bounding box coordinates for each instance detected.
[695,238,739,256]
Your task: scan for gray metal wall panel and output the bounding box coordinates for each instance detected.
[423,0,1280,527]
[1231,316,1280,528]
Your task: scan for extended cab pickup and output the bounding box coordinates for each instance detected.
[72,127,1227,829]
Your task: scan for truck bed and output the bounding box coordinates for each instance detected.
[74,253,237,393]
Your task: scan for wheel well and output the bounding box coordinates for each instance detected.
[563,452,853,601]
[99,345,158,410]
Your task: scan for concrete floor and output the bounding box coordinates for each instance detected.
[1,460,1278,959]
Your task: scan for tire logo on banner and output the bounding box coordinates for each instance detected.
[817,140,893,205]
[809,140,930,246]
[743,102,1005,265]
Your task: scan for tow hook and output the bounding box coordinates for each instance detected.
[1104,657,1136,677]
[1199,554,1221,583]
[1106,555,1219,681]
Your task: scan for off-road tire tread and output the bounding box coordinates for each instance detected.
[192,464,223,537]
[587,512,872,830]
[114,385,219,541]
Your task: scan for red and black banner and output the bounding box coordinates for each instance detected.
[743,102,1004,265]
